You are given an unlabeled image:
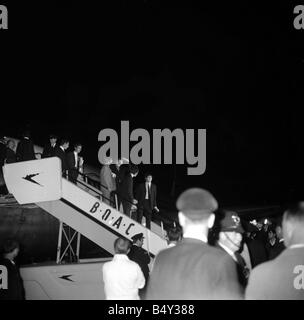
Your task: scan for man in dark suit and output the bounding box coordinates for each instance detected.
[0,239,25,300]
[243,220,268,268]
[53,138,70,177]
[246,202,304,299]
[67,142,83,184]
[146,188,243,300]
[120,164,139,217]
[135,173,159,229]
[16,130,36,162]
[42,134,58,158]
[128,233,151,283]
[110,158,129,210]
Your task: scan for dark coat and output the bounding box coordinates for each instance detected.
[110,164,122,185]
[217,244,249,289]
[16,138,35,162]
[53,146,68,174]
[245,233,268,268]
[128,245,151,281]
[146,238,243,300]
[120,173,134,203]
[0,258,25,300]
[266,240,286,260]
[66,151,80,182]
[42,143,57,158]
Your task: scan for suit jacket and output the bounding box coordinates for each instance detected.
[16,138,35,162]
[217,244,248,290]
[120,173,134,203]
[146,238,243,300]
[42,143,57,158]
[266,240,286,260]
[110,164,124,193]
[53,147,68,173]
[135,183,157,210]
[245,235,268,268]
[245,247,304,299]
[0,258,25,300]
[128,245,151,281]
[100,165,116,192]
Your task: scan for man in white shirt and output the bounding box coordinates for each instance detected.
[102,237,145,300]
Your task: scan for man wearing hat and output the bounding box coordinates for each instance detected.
[216,210,250,289]
[128,233,151,284]
[146,188,243,300]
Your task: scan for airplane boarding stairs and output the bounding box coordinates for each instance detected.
[3,158,168,257]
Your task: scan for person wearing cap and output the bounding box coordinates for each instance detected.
[42,134,58,158]
[102,237,145,300]
[146,188,243,300]
[100,157,116,206]
[215,210,250,289]
[16,130,36,162]
[246,202,304,300]
[128,233,151,285]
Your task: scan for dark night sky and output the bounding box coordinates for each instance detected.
[1,0,303,207]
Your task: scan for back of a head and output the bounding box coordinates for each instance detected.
[284,202,304,224]
[114,237,131,254]
[176,188,218,222]
[283,202,304,246]
[167,227,182,242]
[2,238,19,255]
